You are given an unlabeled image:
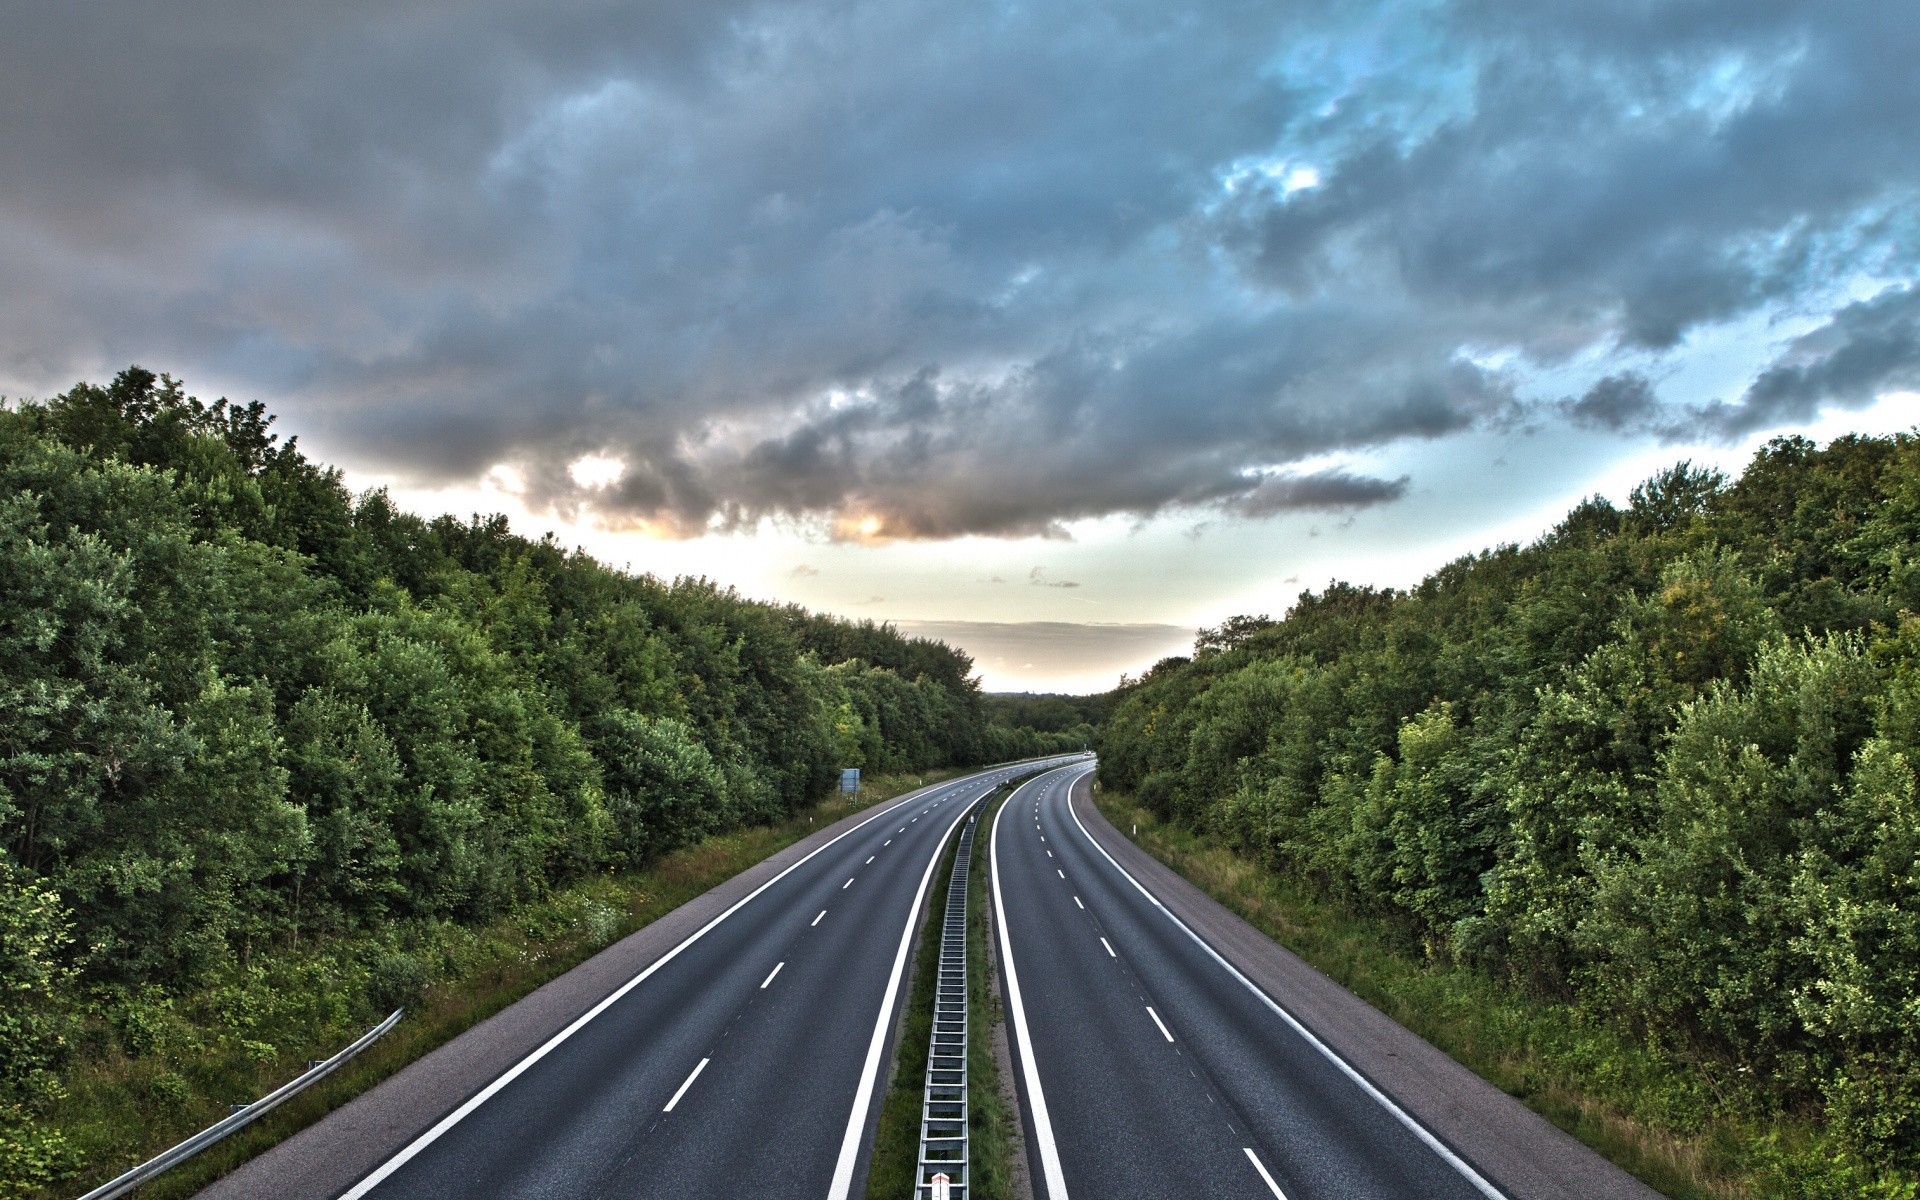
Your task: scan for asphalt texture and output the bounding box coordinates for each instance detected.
[195,758,1080,1200]
[993,764,1663,1200]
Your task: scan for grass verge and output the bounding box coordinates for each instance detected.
[866,783,1025,1200]
[32,767,967,1200]
[1091,787,1920,1200]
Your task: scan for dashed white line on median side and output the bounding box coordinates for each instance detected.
[663,1058,709,1112]
[1147,1006,1175,1042]
[844,878,854,889]
[813,911,826,926]
[760,962,785,989]
[1245,1148,1290,1199]
[826,798,985,1200]
[1074,896,1084,909]
[867,856,875,864]
[992,774,1071,1200]
[1100,938,1116,958]
[1057,869,1065,879]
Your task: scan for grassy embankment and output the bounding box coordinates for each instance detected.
[867,783,1025,1200]
[36,768,968,1200]
[1091,787,1911,1200]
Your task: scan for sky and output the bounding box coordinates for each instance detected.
[2,0,1916,693]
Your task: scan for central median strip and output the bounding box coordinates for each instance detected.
[867,775,1046,1200]
[915,808,979,1199]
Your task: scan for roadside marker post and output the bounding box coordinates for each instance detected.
[931,1172,952,1200]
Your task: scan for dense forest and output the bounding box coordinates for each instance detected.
[981,692,1108,757]
[0,368,1081,1178]
[1099,430,1920,1180]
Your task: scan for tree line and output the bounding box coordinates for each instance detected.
[0,368,1083,1159]
[1098,431,1920,1177]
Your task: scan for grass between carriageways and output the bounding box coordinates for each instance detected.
[866,782,1027,1200]
[37,767,970,1200]
[1090,786,1920,1200]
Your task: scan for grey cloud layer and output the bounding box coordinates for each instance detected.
[2,0,1915,538]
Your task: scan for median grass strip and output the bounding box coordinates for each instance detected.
[867,783,1026,1200]
[36,768,966,1200]
[965,788,1023,1200]
[1090,787,1920,1200]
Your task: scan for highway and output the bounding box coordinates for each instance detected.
[330,758,1075,1200]
[993,762,1499,1200]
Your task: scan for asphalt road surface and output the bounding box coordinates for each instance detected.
[993,762,1499,1200]
[332,757,1079,1200]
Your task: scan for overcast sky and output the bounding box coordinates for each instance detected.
[3,0,1916,691]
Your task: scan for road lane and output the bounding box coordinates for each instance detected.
[337,757,1079,1200]
[993,763,1492,1200]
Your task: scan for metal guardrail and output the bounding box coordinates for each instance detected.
[917,811,977,1200]
[75,1008,404,1200]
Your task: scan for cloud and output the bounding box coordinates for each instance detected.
[789,563,820,577]
[1563,374,1663,433]
[1225,468,1411,517]
[1,0,1916,540]
[1029,567,1081,589]
[1557,285,1920,442]
[1678,284,1920,440]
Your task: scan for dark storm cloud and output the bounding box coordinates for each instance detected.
[1227,469,1411,517]
[1,0,1916,538]
[1564,375,1663,433]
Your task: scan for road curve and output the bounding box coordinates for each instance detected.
[196,757,1080,1200]
[991,762,1661,1200]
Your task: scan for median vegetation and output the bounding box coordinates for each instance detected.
[0,367,1084,1197]
[1098,431,1920,1197]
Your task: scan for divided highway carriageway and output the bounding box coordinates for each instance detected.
[204,753,1656,1200]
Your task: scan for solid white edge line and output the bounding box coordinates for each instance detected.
[992,770,1073,1200]
[662,1057,709,1112]
[1063,778,1508,1200]
[336,766,1009,1200]
[824,795,986,1200]
[1245,1147,1291,1200]
[1146,1006,1175,1042]
[760,962,784,989]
